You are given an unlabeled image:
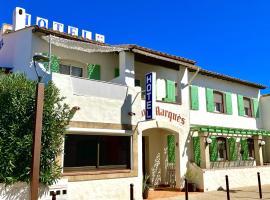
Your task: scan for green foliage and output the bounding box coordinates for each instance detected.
[209,137,218,161]
[167,135,175,163]
[228,138,237,161]
[192,137,200,166]
[0,73,74,185]
[142,173,150,192]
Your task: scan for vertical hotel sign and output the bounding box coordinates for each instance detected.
[145,72,156,120]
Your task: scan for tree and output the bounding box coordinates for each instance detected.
[0,73,75,185]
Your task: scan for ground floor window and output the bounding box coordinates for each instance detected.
[208,136,255,162]
[64,134,131,170]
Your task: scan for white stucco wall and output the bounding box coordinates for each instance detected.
[203,166,270,192]
[0,28,34,79]
[189,73,261,129]
[52,73,141,125]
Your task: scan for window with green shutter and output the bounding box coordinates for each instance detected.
[190,85,199,110]
[209,137,218,161]
[237,95,244,116]
[225,92,233,115]
[206,88,214,112]
[167,135,175,163]
[240,138,249,160]
[165,80,176,103]
[87,64,101,80]
[228,138,237,161]
[114,68,119,78]
[252,98,259,118]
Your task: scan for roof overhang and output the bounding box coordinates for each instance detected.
[189,68,267,89]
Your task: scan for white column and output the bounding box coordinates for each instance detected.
[254,136,264,166]
[199,133,210,169]
[119,51,135,87]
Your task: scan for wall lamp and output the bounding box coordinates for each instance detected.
[205,137,212,145]
[259,140,266,147]
[33,53,50,82]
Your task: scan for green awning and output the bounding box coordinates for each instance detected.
[190,125,270,136]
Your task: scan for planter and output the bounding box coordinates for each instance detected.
[188,183,197,192]
[143,188,149,199]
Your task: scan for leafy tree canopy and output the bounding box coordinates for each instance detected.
[0,73,74,185]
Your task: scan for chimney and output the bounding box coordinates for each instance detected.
[13,7,26,31]
[1,24,13,34]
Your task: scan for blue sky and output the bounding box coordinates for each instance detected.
[1,1,269,94]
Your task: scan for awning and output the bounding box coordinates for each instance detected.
[190,125,270,136]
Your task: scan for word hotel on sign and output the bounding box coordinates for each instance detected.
[25,14,105,43]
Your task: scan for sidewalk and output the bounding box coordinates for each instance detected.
[150,185,270,200]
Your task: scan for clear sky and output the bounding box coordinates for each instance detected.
[1,1,269,94]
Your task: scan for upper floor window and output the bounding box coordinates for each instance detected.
[59,64,83,77]
[243,97,252,117]
[214,91,224,113]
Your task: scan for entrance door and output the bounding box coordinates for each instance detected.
[142,136,146,176]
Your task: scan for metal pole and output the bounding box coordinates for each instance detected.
[225,175,230,200]
[130,184,134,200]
[257,172,262,199]
[30,82,45,200]
[52,191,56,200]
[185,178,188,200]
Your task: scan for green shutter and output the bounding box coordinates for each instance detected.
[165,80,176,102]
[190,85,199,110]
[114,68,119,78]
[167,135,175,163]
[228,138,237,161]
[87,64,101,80]
[240,138,249,160]
[252,98,259,118]
[192,137,200,166]
[41,53,60,73]
[237,95,244,116]
[206,88,214,112]
[209,137,218,161]
[225,92,233,115]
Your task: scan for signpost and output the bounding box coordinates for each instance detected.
[145,72,156,120]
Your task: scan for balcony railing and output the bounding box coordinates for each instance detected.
[210,160,256,169]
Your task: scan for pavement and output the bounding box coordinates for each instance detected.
[148,185,270,200]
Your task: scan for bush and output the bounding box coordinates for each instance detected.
[0,73,74,185]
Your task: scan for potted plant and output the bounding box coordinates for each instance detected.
[185,169,197,192]
[142,174,150,199]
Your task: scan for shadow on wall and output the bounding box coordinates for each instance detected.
[0,183,49,200]
[120,88,132,127]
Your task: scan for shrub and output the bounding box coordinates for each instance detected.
[0,73,74,185]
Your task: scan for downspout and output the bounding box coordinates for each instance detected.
[48,34,52,73]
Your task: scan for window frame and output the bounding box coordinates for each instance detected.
[243,97,253,117]
[213,91,225,114]
[63,134,132,172]
[217,137,228,161]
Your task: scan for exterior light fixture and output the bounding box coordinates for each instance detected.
[205,137,212,145]
[33,53,49,82]
[260,140,266,147]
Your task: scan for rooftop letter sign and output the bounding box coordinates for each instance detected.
[145,72,156,120]
[13,7,105,43]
